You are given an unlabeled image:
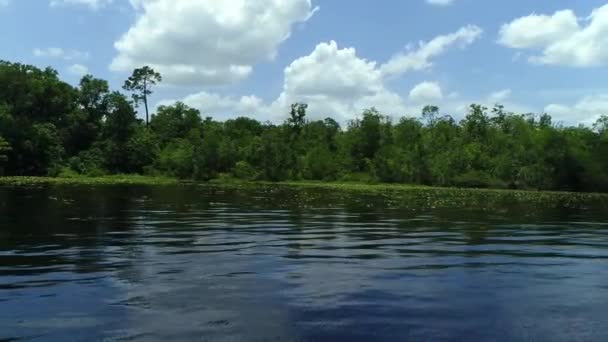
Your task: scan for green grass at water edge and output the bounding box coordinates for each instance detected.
[206,179,608,206]
[0,175,179,186]
[215,179,605,196]
[2,176,607,204]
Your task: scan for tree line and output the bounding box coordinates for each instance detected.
[1,60,608,192]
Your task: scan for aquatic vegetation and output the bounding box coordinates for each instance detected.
[2,176,606,211]
[0,175,179,186]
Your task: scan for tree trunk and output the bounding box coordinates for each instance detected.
[143,77,149,127]
[144,95,149,127]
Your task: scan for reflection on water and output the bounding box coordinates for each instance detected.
[0,184,607,341]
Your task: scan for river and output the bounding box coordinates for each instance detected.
[1,184,607,341]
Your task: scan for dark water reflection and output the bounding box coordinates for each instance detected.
[1,184,607,341]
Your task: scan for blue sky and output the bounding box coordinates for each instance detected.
[2,0,608,125]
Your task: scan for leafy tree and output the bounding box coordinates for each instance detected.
[0,61,76,124]
[593,115,608,134]
[150,102,201,145]
[232,160,258,180]
[62,76,108,156]
[422,105,440,126]
[126,125,159,173]
[254,128,292,181]
[287,103,308,135]
[193,127,221,181]
[345,108,388,173]
[26,123,64,175]
[102,92,139,173]
[223,117,265,170]
[68,147,106,176]
[123,66,162,126]
[303,145,339,180]
[104,92,137,143]
[0,135,10,176]
[156,138,195,178]
[4,59,608,193]
[78,75,110,121]
[462,104,489,142]
[0,61,75,175]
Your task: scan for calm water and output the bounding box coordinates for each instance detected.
[1,184,607,341]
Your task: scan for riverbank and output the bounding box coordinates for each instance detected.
[1,175,607,202]
[256,180,608,205]
[0,175,179,186]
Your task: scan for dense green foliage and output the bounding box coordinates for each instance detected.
[1,60,608,192]
[0,135,10,176]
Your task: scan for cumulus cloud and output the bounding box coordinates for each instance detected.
[281,41,383,100]
[498,10,578,49]
[409,81,443,102]
[499,4,608,66]
[443,92,536,120]
[50,0,113,9]
[269,40,402,122]
[272,26,481,121]
[269,40,428,122]
[158,25,483,122]
[545,94,608,125]
[426,0,454,6]
[158,92,266,121]
[33,47,89,61]
[67,64,89,77]
[111,0,317,86]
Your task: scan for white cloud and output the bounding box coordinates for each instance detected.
[426,0,454,6]
[67,64,89,77]
[281,41,383,100]
[437,88,537,120]
[128,0,143,9]
[157,92,267,121]
[273,25,482,121]
[380,25,482,77]
[34,47,64,58]
[409,81,443,102]
[481,89,533,114]
[498,10,578,49]
[156,37,414,122]
[111,0,317,86]
[487,89,512,103]
[270,40,410,122]
[545,94,608,125]
[50,0,113,9]
[33,47,89,61]
[159,86,540,126]
[159,25,482,123]
[499,4,608,66]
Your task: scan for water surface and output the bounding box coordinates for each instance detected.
[1,184,607,341]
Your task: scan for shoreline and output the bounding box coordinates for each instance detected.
[1,175,607,200]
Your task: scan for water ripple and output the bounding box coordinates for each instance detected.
[1,185,607,341]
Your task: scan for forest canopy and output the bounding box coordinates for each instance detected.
[1,60,608,192]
